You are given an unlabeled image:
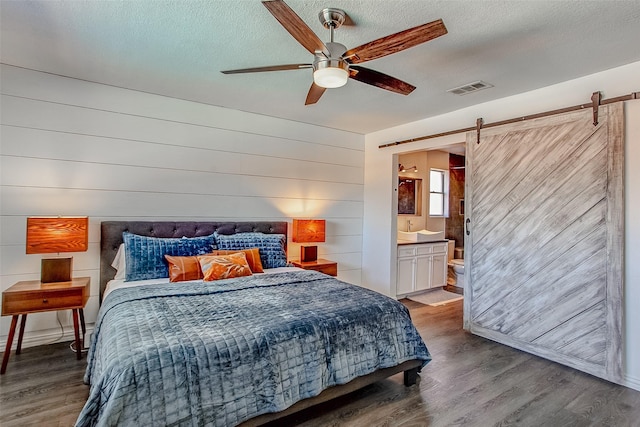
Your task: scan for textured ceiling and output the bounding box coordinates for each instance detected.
[2,1,639,134]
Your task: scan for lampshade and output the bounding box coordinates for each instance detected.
[26,217,89,254]
[292,219,326,263]
[26,217,88,283]
[292,219,326,243]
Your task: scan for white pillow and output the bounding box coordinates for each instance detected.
[111,243,126,280]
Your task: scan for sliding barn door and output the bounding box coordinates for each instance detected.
[464,104,624,383]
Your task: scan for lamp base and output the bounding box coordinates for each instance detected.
[41,258,72,283]
[300,246,318,263]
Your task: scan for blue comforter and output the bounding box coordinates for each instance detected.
[76,270,431,426]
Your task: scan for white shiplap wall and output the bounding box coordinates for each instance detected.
[0,64,365,349]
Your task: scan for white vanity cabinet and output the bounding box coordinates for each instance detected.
[397,242,448,295]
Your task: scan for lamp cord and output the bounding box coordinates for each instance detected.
[69,318,89,354]
[46,310,89,354]
[42,311,65,346]
[69,340,89,354]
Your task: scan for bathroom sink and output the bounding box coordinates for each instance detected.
[397,229,445,242]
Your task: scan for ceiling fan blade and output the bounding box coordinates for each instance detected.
[349,66,416,95]
[343,19,447,64]
[262,0,329,56]
[221,64,312,74]
[305,83,326,105]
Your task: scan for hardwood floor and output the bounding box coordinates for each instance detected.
[1,299,639,426]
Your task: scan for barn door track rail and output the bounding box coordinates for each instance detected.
[379,90,639,149]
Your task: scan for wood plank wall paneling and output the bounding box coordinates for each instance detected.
[464,105,624,384]
[0,65,365,348]
[0,65,355,150]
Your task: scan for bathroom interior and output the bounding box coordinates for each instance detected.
[397,143,466,294]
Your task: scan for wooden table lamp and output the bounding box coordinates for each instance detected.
[26,217,89,283]
[292,219,326,262]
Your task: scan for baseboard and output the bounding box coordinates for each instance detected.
[624,373,640,392]
[0,325,95,351]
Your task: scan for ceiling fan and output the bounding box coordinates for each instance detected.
[221,0,447,105]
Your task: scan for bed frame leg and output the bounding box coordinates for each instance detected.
[403,367,420,386]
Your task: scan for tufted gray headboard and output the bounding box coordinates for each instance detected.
[100,221,288,301]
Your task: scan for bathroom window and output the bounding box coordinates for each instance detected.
[429,169,448,216]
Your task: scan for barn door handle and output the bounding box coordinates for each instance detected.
[466,218,471,236]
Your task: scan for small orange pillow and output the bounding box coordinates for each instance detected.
[210,248,264,273]
[197,252,253,281]
[164,255,204,282]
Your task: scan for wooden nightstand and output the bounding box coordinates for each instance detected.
[291,258,338,276]
[1,277,90,374]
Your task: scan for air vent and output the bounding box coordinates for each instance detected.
[447,80,494,96]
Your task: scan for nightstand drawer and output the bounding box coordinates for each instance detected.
[306,263,338,276]
[291,259,338,277]
[2,288,84,315]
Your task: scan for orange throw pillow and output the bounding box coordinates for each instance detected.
[197,252,253,281]
[164,255,204,282]
[210,248,264,273]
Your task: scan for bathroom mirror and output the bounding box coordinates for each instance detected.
[398,177,422,215]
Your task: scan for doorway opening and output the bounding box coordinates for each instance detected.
[394,142,466,297]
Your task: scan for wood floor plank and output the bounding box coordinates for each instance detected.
[1,299,639,426]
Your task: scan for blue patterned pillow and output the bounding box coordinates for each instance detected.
[214,232,288,269]
[123,232,216,281]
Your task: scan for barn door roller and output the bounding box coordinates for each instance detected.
[591,91,601,126]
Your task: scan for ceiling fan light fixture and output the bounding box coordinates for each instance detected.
[313,67,348,88]
[313,58,349,88]
[223,1,447,104]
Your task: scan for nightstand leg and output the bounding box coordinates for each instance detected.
[72,309,82,360]
[1,315,19,374]
[79,308,86,347]
[16,314,27,355]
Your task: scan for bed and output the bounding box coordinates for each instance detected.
[76,221,431,426]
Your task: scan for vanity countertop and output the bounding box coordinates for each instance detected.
[397,239,449,245]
